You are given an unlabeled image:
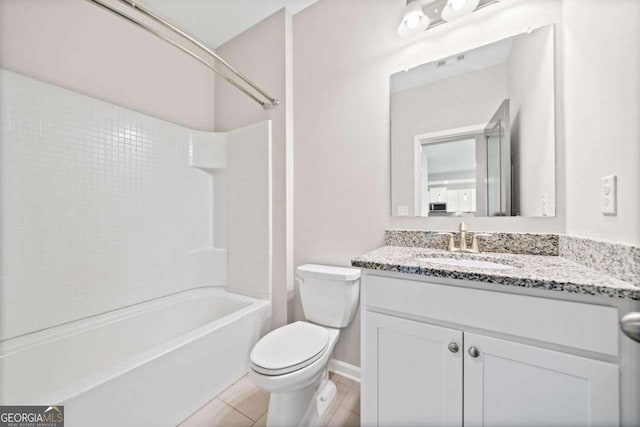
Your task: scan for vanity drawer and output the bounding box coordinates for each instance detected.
[365,275,619,357]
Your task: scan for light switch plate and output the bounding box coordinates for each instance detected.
[601,175,617,215]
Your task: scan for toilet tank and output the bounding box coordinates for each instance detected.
[297,264,361,328]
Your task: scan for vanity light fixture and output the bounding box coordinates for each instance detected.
[397,1,431,37]
[397,0,498,38]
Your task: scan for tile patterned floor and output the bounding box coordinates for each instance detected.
[179,372,360,427]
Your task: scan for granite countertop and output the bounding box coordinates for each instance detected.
[352,246,640,301]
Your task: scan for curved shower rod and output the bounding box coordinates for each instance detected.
[85,0,280,110]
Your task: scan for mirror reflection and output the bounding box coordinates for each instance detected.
[391,25,556,218]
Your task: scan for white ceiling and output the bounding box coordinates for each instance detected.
[391,37,514,94]
[425,139,476,174]
[142,0,319,48]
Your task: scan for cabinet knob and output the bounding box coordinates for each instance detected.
[620,312,640,343]
[448,342,459,353]
[468,346,480,358]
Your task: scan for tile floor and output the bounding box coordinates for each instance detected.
[179,372,360,427]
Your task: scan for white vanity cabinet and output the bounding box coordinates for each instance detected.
[429,187,447,203]
[463,333,619,426]
[364,312,463,426]
[361,272,632,427]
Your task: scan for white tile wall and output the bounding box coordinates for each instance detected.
[227,121,272,300]
[0,69,227,340]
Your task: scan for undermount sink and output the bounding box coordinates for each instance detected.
[419,257,515,270]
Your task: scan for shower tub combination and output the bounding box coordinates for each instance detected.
[0,288,270,427]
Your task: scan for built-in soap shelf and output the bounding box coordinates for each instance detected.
[188,130,227,170]
[186,247,227,286]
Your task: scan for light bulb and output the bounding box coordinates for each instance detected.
[397,1,430,37]
[450,0,467,10]
[441,0,479,22]
[405,15,421,29]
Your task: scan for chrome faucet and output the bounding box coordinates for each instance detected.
[439,222,490,253]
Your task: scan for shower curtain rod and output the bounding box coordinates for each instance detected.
[85,0,280,110]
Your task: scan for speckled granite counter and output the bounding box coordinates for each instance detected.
[352,246,640,301]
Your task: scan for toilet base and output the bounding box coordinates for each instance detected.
[266,370,337,427]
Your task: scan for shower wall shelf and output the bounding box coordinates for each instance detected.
[189,133,227,170]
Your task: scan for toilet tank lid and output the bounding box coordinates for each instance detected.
[297,264,361,281]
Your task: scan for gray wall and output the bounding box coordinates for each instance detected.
[0,0,215,130]
[563,0,640,244]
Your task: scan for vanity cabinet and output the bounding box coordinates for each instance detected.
[463,333,619,426]
[361,273,624,427]
[364,312,463,426]
[429,187,447,203]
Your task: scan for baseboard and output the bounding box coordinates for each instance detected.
[328,359,360,382]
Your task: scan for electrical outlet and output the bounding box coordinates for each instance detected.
[601,175,617,215]
[398,205,409,216]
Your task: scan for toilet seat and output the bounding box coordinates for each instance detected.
[250,321,329,376]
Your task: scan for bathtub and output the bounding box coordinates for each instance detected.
[0,288,271,427]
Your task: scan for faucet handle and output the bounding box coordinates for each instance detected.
[471,233,491,253]
[438,232,457,252]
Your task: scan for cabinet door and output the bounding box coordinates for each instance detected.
[430,187,447,203]
[446,190,460,213]
[362,312,463,426]
[464,333,619,426]
[459,190,472,212]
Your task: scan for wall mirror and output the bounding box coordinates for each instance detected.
[391,25,556,218]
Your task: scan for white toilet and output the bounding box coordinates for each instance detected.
[249,264,361,427]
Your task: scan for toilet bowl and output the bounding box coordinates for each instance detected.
[249,323,340,426]
[249,264,360,427]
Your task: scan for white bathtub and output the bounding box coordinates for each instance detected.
[0,288,271,427]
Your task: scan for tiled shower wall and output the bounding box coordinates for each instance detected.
[0,69,226,340]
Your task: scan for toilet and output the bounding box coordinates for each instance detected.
[249,264,361,427]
